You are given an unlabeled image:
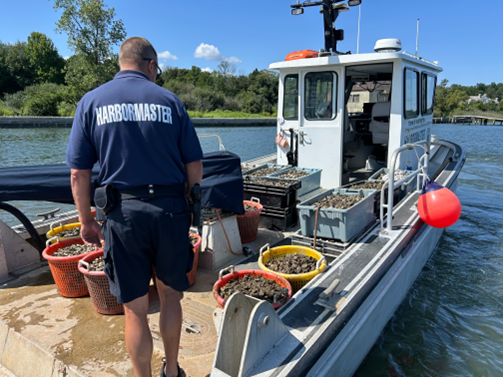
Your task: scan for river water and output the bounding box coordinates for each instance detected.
[1,124,502,376]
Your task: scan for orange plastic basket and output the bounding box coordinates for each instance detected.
[187,233,202,286]
[78,250,124,315]
[237,198,263,243]
[42,238,95,298]
[212,266,292,310]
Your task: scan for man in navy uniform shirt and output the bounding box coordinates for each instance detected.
[66,37,203,377]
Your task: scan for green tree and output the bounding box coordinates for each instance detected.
[1,41,34,94]
[64,53,119,103]
[25,32,65,84]
[217,61,236,76]
[53,0,126,101]
[24,83,65,116]
[53,0,126,65]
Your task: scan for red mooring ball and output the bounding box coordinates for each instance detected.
[417,180,461,228]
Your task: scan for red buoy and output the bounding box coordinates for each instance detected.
[417,180,461,228]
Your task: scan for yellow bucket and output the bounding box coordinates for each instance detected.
[258,244,326,292]
[46,222,82,244]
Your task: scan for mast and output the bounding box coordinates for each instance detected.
[290,0,360,54]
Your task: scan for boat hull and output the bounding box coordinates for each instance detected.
[308,180,459,376]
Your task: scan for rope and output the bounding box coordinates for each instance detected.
[214,208,243,256]
[313,205,321,250]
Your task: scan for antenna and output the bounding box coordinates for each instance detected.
[356,4,361,54]
[415,18,420,56]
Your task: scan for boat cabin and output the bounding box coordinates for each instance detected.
[271,48,442,188]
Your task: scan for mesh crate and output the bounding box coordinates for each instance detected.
[42,238,93,298]
[78,250,124,315]
[187,233,202,286]
[236,198,263,243]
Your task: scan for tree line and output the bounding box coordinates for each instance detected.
[0,0,278,118]
[0,0,500,119]
[434,79,503,118]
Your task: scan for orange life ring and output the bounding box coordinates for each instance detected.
[285,49,319,61]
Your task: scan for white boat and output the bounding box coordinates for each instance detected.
[0,1,465,376]
[210,1,465,376]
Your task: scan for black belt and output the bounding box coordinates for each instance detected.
[117,184,185,201]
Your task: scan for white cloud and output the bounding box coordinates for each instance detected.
[225,56,242,64]
[202,67,213,73]
[159,63,168,70]
[63,56,69,60]
[158,51,178,60]
[194,43,224,61]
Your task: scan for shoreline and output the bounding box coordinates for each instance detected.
[0,116,276,128]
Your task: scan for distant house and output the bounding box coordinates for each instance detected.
[347,82,391,114]
[466,94,499,105]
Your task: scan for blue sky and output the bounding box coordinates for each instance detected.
[1,0,502,87]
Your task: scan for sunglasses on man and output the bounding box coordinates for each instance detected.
[143,58,162,80]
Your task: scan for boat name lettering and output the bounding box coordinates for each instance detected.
[408,118,426,127]
[95,103,173,126]
[404,128,430,144]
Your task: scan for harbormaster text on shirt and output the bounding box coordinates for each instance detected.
[96,103,173,126]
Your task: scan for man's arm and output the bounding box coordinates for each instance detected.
[70,168,102,246]
[185,160,203,197]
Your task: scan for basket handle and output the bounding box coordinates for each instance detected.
[219,265,235,279]
[46,235,59,247]
[49,221,63,231]
[259,243,270,258]
[78,259,90,271]
[273,288,289,304]
[250,197,261,204]
[316,256,326,270]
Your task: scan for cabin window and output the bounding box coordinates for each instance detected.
[421,73,436,115]
[304,72,337,120]
[404,68,419,119]
[283,75,299,120]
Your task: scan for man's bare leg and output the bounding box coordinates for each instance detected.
[123,293,152,377]
[156,277,183,377]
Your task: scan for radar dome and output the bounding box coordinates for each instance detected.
[374,39,402,53]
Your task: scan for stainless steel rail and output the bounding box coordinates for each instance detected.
[379,138,459,237]
[379,141,430,236]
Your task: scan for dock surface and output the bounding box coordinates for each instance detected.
[0,229,283,377]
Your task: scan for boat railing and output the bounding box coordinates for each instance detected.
[198,134,226,151]
[379,141,430,238]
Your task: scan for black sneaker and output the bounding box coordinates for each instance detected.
[160,358,186,377]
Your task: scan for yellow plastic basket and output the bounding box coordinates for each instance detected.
[46,222,82,244]
[258,244,326,292]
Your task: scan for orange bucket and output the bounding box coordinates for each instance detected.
[237,198,263,243]
[78,250,124,315]
[212,266,292,310]
[187,233,202,286]
[42,238,95,297]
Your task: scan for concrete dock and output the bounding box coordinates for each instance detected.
[0,229,284,377]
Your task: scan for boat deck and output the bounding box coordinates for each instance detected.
[0,229,289,377]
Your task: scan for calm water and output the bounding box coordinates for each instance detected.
[1,124,502,376]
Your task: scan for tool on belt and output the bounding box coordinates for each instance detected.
[189,183,201,228]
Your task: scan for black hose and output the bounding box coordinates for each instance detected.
[0,202,45,253]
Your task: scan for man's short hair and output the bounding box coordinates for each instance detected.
[119,37,157,68]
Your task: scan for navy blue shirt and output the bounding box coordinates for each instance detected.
[66,70,203,189]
